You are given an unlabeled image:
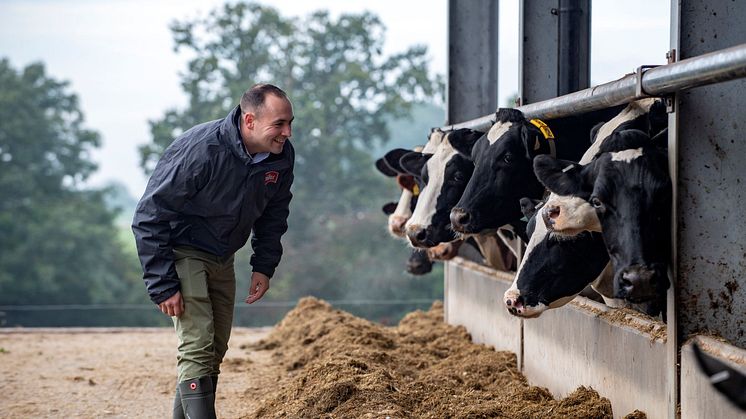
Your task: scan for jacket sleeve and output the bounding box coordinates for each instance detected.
[131,149,210,304]
[250,169,294,278]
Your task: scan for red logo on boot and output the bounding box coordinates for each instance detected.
[190,382,197,390]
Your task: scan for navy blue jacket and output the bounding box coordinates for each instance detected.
[132,106,294,304]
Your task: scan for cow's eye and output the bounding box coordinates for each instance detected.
[503,153,513,164]
[452,172,464,182]
[590,196,604,210]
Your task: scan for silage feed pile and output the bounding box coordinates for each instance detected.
[246,297,644,418]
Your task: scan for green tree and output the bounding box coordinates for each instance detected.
[0,59,144,314]
[140,3,446,323]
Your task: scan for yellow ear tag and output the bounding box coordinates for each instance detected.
[412,184,420,196]
[529,119,555,140]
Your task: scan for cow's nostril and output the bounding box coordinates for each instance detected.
[415,230,427,242]
[457,212,470,226]
[547,206,560,219]
[506,299,512,306]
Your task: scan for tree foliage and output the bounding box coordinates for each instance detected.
[141,2,446,312]
[0,59,143,308]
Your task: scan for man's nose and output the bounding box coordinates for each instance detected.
[283,124,292,138]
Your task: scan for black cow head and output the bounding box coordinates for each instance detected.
[450,109,553,235]
[504,198,610,318]
[534,129,672,303]
[406,248,433,275]
[399,128,482,248]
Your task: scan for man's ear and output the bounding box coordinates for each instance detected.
[447,128,483,158]
[243,112,255,129]
[382,202,398,215]
[399,152,432,178]
[533,155,588,196]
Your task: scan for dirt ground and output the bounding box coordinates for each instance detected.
[0,298,646,418]
[0,327,278,418]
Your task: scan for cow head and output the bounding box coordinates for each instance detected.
[534,129,671,303]
[378,148,425,238]
[504,197,611,318]
[400,128,482,248]
[406,248,433,275]
[450,109,553,235]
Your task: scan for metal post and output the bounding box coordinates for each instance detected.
[447,0,499,124]
[675,0,746,349]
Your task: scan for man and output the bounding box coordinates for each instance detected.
[132,84,294,418]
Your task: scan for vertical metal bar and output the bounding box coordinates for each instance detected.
[520,0,559,104]
[557,0,591,95]
[447,0,499,124]
[667,2,680,417]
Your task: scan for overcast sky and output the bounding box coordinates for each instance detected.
[0,0,668,198]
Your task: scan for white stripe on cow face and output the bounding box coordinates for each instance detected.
[423,130,446,153]
[611,147,643,163]
[504,211,554,317]
[487,121,513,145]
[580,98,656,164]
[388,188,413,237]
[405,136,458,236]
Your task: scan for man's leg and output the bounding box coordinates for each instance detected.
[172,247,218,419]
[210,255,236,385]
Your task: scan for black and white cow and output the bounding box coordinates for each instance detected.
[449,107,624,236]
[399,128,483,248]
[535,129,671,303]
[504,98,669,317]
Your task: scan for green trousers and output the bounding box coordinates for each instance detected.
[172,246,236,383]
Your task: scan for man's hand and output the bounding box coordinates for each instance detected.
[245,272,270,304]
[159,291,185,317]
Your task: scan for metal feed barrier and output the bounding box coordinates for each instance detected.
[443,2,746,418]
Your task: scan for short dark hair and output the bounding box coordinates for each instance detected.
[240,83,289,115]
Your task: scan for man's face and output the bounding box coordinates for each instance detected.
[243,94,294,154]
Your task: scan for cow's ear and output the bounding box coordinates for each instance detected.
[533,155,587,196]
[520,122,550,159]
[399,152,432,177]
[375,158,398,177]
[382,202,398,215]
[589,121,605,145]
[383,148,412,173]
[448,129,483,158]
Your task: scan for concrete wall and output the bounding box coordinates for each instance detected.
[522,298,669,419]
[681,337,746,419]
[444,258,521,365]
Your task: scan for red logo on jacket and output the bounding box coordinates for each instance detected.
[264,171,279,185]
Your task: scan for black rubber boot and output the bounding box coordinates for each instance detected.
[211,375,219,396]
[178,376,216,419]
[173,386,186,419]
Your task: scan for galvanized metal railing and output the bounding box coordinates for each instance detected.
[444,42,746,131]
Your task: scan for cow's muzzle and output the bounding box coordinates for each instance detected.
[449,207,473,233]
[615,264,669,303]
